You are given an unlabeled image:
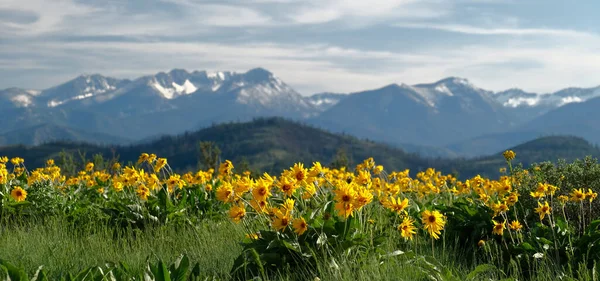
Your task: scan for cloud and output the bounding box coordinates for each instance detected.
[288,0,447,24]
[394,22,595,38]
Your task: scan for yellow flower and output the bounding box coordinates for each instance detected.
[503,150,516,161]
[421,210,446,240]
[509,220,523,232]
[218,160,234,177]
[373,165,384,175]
[137,153,149,164]
[46,159,55,166]
[11,186,27,202]
[228,203,246,223]
[272,210,291,231]
[384,196,409,215]
[277,175,298,197]
[112,162,121,171]
[291,163,307,182]
[85,162,94,172]
[113,181,124,192]
[10,157,24,166]
[535,201,551,221]
[216,182,234,203]
[478,240,485,247]
[570,188,586,202]
[252,181,272,202]
[292,217,308,235]
[586,189,597,203]
[334,183,356,218]
[398,217,417,240]
[154,158,167,172]
[308,162,323,177]
[557,195,569,205]
[136,184,150,200]
[492,220,505,236]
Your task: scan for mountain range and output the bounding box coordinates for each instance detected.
[2,67,600,158]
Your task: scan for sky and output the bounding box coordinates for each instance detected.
[1,0,599,95]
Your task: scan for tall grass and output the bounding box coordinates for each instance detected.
[1,217,598,280]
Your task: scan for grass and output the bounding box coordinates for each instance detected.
[0,218,243,279]
[1,217,598,280]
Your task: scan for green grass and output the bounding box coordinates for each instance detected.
[1,217,598,280]
[0,218,243,279]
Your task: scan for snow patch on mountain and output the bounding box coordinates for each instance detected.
[503,97,540,107]
[559,96,583,106]
[11,94,33,107]
[171,80,197,95]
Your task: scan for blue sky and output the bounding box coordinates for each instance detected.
[1,0,599,95]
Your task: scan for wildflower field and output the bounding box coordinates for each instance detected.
[2,151,600,280]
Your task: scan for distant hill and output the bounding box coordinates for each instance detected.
[445,131,544,158]
[448,136,600,177]
[0,118,439,174]
[0,123,129,146]
[0,119,596,179]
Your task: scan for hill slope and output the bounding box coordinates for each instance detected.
[0,123,129,146]
[0,119,596,179]
[0,118,437,173]
[448,136,600,177]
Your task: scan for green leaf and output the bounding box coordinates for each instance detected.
[0,259,28,281]
[169,255,190,281]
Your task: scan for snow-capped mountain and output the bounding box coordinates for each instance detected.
[493,86,600,109]
[0,88,40,108]
[307,93,348,112]
[40,74,129,107]
[311,77,511,147]
[0,68,321,142]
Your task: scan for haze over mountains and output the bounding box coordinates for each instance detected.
[2,67,600,158]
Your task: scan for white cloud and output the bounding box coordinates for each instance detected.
[394,22,595,38]
[0,0,100,36]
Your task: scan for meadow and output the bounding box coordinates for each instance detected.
[1,152,600,280]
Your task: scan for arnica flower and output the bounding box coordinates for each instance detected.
[398,217,417,240]
[277,175,298,197]
[586,189,597,203]
[292,163,307,182]
[535,201,552,221]
[252,181,272,202]
[218,160,234,177]
[216,182,234,203]
[557,195,569,205]
[85,162,94,172]
[154,158,167,172]
[228,203,246,223]
[509,220,523,232]
[478,240,486,248]
[11,186,27,202]
[292,217,308,235]
[334,183,357,218]
[384,196,409,215]
[570,188,586,202]
[421,210,446,240]
[272,210,291,231]
[503,150,516,161]
[136,184,150,200]
[492,220,505,236]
